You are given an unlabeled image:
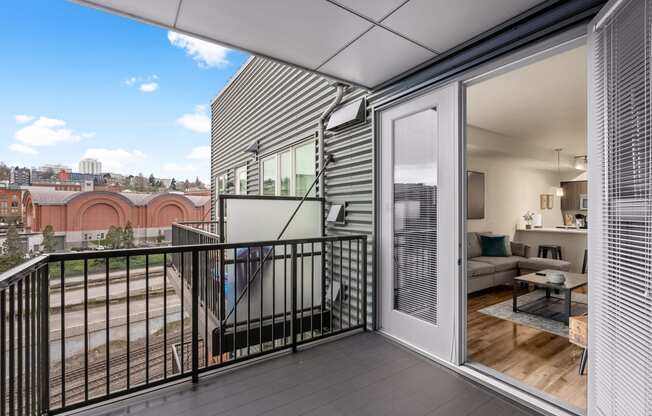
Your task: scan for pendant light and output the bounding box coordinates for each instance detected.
[574,155,588,170]
[555,149,564,197]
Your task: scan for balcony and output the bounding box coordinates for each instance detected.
[0,217,537,416]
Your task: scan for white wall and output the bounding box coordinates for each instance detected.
[466,128,564,240]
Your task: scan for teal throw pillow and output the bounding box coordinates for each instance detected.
[479,235,508,257]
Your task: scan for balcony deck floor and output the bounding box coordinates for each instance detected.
[78,332,540,416]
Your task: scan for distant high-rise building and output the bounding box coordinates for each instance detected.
[9,167,31,185]
[78,158,102,175]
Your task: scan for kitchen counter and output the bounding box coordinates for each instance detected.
[515,227,587,273]
[516,227,587,235]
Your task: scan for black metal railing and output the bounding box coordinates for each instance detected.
[175,221,221,236]
[0,256,49,416]
[0,231,367,416]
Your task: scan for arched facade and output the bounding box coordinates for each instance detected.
[23,190,210,247]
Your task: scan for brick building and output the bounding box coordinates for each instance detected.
[0,186,22,224]
[22,189,210,248]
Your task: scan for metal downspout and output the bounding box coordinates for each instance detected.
[318,83,346,197]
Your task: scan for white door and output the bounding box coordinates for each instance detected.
[379,83,459,363]
[588,0,652,415]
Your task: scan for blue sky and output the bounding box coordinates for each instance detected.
[0,0,249,182]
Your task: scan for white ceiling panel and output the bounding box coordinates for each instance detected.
[382,0,542,53]
[72,0,548,89]
[75,0,181,26]
[175,0,372,70]
[332,0,408,21]
[319,26,435,88]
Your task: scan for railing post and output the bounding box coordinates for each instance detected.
[219,248,226,363]
[191,250,199,383]
[361,236,368,331]
[39,263,50,415]
[291,244,298,353]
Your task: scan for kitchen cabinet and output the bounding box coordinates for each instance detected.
[560,180,587,210]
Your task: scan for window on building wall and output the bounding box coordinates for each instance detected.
[280,151,292,196]
[235,166,247,195]
[262,156,277,195]
[295,142,316,196]
[260,140,316,197]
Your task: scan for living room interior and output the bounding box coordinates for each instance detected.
[464,43,589,412]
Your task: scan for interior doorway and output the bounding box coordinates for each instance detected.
[463,41,589,413]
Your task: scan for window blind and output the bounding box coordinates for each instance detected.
[392,109,438,325]
[590,0,652,414]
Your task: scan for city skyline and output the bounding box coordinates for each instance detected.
[0,0,249,183]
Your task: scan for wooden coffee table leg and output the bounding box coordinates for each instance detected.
[564,288,572,324]
[513,281,518,312]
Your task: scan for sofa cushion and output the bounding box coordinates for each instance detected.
[518,257,571,272]
[473,256,523,272]
[480,235,509,257]
[467,232,482,258]
[510,241,529,258]
[467,260,495,276]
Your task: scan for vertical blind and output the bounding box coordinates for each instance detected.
[393,109,438,325]
[590,0,652,414]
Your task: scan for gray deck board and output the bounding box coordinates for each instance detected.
[77,333,541,416]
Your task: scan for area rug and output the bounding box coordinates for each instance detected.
[478,290,588,338]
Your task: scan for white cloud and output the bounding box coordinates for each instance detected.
[139,82,159,93]
[15,115,34,124]
[168,31,231,68]
[177,105,210,133]
[82,148,147,172]
[15,117,91,147]
[186,146,210,160]
[9,143,37,154]
[125,75,159,90]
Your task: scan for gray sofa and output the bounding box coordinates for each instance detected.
[467,232,571,294]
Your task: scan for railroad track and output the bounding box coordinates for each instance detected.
[47,328,200,408]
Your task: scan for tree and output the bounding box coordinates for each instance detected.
[0,224,27,272]
[194,176,202,188]
[149,173,156,187]
[122,222,135,248]
[135,173,146,191]
[183,179,191,190]
[105,226,124,249]
[0,163,10,181]
[42,225,57,253]
[170,178,177,190]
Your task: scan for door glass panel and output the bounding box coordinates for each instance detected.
[280,151,292,196]
[262,157,277,195]
[393,108,438,325]
[295,142,315,196]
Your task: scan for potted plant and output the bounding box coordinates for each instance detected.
[523,211,535,229]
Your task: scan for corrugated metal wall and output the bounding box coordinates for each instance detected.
[210,56,374,328]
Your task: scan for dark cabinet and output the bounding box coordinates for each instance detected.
[560,180,587,210]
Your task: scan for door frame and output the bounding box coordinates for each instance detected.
[371,24,590,416]
[376,82,462,365]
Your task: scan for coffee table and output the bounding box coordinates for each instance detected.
[513,270,587,325]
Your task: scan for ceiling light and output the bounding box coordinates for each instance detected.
[574,155,588,170]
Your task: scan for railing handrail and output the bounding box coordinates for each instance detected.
[46,234,367,261]
[0,255,49,288]
[172,223,220,240]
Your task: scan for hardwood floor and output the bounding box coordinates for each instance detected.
[467,286,587,411]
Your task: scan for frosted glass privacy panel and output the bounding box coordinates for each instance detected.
[224,198,322,243]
